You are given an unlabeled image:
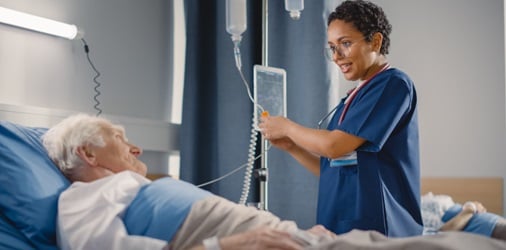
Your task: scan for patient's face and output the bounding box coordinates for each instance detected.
[91,122,147,176]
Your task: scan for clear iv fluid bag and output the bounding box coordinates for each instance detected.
[285,0,304,20]
[226,0,247,43]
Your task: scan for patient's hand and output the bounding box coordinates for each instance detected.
[463,201,486,214]
[307,225,338,240]
[440,202,485,232]
[219,226,303,250]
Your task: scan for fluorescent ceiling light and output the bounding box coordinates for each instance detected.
[0,7,83,40]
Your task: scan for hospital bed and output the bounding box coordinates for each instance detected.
[421,177,503,215]
[1,118,505,249]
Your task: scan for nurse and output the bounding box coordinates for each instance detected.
[259,0,423,237]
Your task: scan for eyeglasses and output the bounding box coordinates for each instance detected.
[324,37,366,60]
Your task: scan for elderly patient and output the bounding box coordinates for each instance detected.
[42,114,334,250]
[421,192,506,241]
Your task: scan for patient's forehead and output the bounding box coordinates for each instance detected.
[99,121,127,139]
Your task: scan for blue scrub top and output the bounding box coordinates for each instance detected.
[317,68,423,237]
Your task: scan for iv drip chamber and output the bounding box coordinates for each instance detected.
[284,0,304,20]
[226,0,247,43]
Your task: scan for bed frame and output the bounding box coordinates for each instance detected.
[421,177,504,215]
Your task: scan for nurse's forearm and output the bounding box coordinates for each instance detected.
[286,122,364,159]
[286,144,320,176]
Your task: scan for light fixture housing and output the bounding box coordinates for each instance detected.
[0,7,83,40]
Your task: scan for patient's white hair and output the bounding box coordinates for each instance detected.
[420,192,455,230]
[42,113,111,178]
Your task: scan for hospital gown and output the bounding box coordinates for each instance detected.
[57,171,167,250]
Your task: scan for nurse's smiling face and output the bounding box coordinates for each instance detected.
[327,19,383,82]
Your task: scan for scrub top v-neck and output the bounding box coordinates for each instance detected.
[316,67,423,237]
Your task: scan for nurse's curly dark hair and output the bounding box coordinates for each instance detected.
[328,0,392,55]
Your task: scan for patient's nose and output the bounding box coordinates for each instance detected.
[129,144,142,157]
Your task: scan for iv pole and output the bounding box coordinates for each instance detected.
[256,0,303,211]
[256,0,269,211]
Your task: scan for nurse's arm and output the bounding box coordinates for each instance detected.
[285,122,365,160]
[284,143,321,176]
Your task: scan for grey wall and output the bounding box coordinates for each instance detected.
[0,0,175,174]
[0,0,171,120]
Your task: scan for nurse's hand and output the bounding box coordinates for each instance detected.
[269,137,295,151]
[259,116,291,140]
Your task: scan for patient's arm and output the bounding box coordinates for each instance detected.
[189,226,304,250]
[440,201,485,231]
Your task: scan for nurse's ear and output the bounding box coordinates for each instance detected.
[370,32,383,54]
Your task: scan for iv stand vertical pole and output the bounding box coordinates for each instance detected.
[259,0,269,211]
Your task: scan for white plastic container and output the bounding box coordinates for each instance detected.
[226,0,247,43]
[284,0,304,20]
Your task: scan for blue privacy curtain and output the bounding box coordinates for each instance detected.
[181,0,330,229]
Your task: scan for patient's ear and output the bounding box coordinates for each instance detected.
[76,146,98,167]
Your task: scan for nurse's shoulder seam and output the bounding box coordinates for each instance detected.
[387,68,414,83]
[383,69,415,93]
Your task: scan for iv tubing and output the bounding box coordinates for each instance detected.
[232,44,266,205]
[234,41,242,70]
[196,154,259,188]
[238,114,259,205]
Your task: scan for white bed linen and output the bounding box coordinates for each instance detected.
[57,171,167,250]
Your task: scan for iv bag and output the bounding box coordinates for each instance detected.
[285,0,304,20]
[226,0,247,42]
